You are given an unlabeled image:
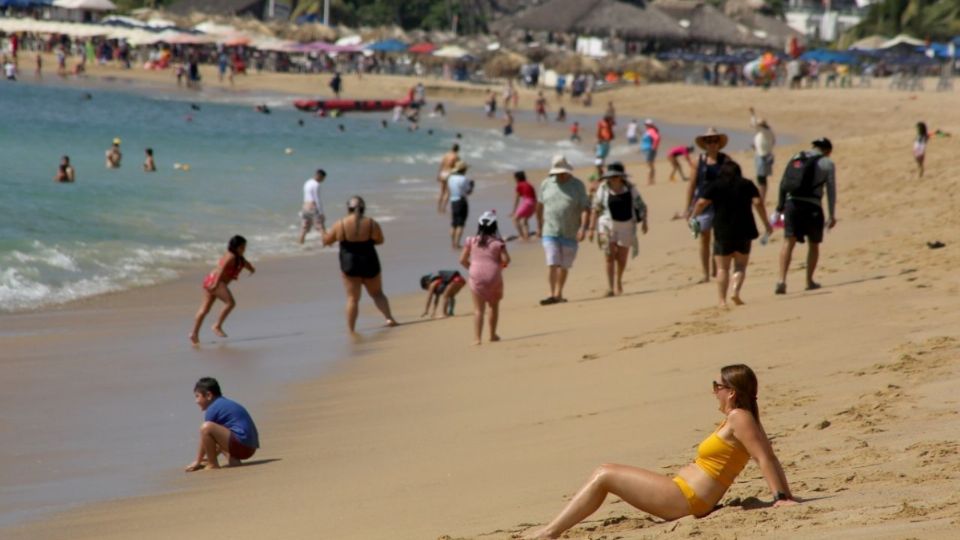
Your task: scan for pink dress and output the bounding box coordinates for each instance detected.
[467,236,505,303]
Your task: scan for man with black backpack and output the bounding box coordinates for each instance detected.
[775,138,837,294]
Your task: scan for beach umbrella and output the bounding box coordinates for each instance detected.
[433,45,471,59]
[408,42,436,54]
[52,0,116,9]
[367,39,408,53]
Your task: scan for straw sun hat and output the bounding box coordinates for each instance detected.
[694,127,729,150]
[548,154,574,175]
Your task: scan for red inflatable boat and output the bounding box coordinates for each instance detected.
[294,89,417,113]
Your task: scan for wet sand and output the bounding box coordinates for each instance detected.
[5,65,960,539]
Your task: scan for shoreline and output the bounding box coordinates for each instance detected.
[6,66,960,539]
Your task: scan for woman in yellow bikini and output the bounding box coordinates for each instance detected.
[528,364,796,539]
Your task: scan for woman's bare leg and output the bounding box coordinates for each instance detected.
[514,215,528,240]
[614,245,629,295]
[211,285,235,337]
[731,251,750,305]
[190,290,217,344]
[604,249,615,295]
[698,230,712,283]
[471,291,485,345]
[531,464,689,539]
[715,254,732,307]
[489,299,500,341]
[363,274,398,327]
[342,275,363,333]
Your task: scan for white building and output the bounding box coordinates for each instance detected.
[784,0,876,41]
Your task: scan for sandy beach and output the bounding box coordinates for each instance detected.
[5,61,960,539]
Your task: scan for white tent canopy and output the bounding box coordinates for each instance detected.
[53,0,118,10]
[433,45,471,59]
[881,34,925,49]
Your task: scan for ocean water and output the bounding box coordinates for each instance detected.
[0,81,597,312]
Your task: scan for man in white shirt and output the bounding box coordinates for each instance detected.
[446,161,474,249]
[750,107,776,201]
[298,169,326,244]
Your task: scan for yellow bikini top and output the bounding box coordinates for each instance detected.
[695,422,750,487]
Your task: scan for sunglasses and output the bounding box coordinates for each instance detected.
[702,137,721,144]
[712,380,730,392]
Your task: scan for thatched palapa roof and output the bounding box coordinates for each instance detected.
[510,0,687,42]
[734,11,803,49]
[655,0,761,47]
[166,0,267,19]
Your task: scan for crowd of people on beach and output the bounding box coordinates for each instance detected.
[38,77,934,536]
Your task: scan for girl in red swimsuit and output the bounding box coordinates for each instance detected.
[190,235,256,345]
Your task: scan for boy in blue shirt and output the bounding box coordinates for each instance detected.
[185,377,260,472]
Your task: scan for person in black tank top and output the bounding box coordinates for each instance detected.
[587,162,648,297]
[685,128,730,284]
[324,196,397,333]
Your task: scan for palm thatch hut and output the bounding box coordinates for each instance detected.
[655,0,761,48]
[510,0,687,43]
[167,0,268,20]
[734,11,804,49]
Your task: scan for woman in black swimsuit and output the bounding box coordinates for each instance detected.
[323,196,398,332]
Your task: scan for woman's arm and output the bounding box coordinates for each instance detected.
[244,258,256,274]
[753,197,773,235]
[322,220,340,246]
[684,171,698,217]
[371,220,385,245]
[511,193,520,216]
[728,409,795,504]
[691,198,711,218]
[500,245,511,267]
[459,242,471,269]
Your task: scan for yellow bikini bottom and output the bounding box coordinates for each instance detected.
[672,476,714,517]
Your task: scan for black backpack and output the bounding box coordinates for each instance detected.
[780,151,824,198]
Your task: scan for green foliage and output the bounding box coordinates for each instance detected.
[848,0,960,41]
[293,0,487,32]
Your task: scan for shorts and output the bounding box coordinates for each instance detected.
[627,136,638,145]
[450,198,469,227]
[202,272,218,290]
[300,209,324,231]
[692,207,714,233]
[438,170,450,183]
[755,154,774,180]
[784,199,824,244]
[515,197,536,219]
[595,142,611,160]
[228,434,257,460]
[672,476,713,517]
[600,219,635,249]
[542,236,578,269]
[643,149,657,163]
[713,237,752,256]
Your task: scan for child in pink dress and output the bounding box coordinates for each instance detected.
[459,211,510,345]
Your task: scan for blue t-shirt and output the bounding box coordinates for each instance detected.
[205,396,260,448]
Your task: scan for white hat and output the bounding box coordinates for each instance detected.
[478,210,497,226]
[644,118,655,125]
[548,154,574,175]
[593,157,603,166]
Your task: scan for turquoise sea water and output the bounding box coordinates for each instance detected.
[0,81,597,312]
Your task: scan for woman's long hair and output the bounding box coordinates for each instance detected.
[716,159,743,187]
[227,235,247,271]
[721,364,760,421]
[347,195,366,216]
[917,121,928,141]
[476,220,500,248]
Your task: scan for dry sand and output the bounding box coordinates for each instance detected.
[6,62,960,539]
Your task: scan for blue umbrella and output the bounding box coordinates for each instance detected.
[367,39,408,53]
[1,0,53,6]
